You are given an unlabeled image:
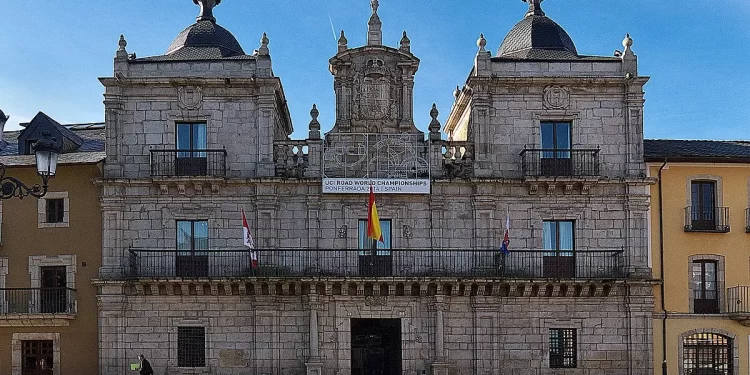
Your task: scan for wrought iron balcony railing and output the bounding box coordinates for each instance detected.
[0,288,76,314]
[684,206,730,233]
[127,248,624,280]
[150,149,227,177]
[520,149,600,177]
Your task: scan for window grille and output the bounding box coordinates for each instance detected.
[683,333,732,375]
[550,328,577,368]
[178,327,206,367]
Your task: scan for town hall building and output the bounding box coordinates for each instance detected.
[95,0,653,374]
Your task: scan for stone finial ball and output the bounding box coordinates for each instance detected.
[623,34,633,48]
[477,34,487,49]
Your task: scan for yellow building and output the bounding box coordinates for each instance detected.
[0,111,104,375]
[648,139,750,375]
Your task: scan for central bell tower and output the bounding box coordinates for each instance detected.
[328,1,420,134]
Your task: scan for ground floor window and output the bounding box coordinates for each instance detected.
[683,332,733,375]
[549,328,577,368]
[177,327,206,367]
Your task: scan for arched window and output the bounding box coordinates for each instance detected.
[683,332,733,375]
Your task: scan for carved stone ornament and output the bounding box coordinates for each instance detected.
[351,58,398,121]
[364,296,387,307]
[178,86,204,110]
[543,86,570,109]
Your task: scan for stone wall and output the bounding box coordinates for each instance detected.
[97,282,653,375]
[98,179,650,279]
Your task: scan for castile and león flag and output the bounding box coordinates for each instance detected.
[241,209,258,268]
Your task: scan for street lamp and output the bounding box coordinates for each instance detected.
[0,132,61,199]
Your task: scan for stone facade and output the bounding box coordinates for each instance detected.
[96,1,654,375]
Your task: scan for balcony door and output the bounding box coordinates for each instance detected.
[176,220,209,278]
[40,266,66,314]
[691,181,716,230]
[358,220,392,277]
[176,123,207,176]
[543,221,575,278]
[540,121,572,176]
[693,260,719,314]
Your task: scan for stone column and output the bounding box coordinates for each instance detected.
[431,296,452,375]
[306,295,323,375]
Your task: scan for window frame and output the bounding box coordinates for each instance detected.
[176,122,207,154]
[540,121,573,158]
[692,260,719,314]
[45,199,65,224]
[549,328,577,368]
[542,220,575,257]
[37,192,69,229]
[177,326,206,368]
[357,219,392,255]
[176,220,209,254]
[682,332,734,375]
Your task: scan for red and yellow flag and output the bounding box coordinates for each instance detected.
[367,186,383,243]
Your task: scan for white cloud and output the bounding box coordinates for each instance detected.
[2,114,31,131]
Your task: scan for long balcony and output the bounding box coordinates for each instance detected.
[0,288,76,315]
[684,206,730,233]
[150,149,227,177]
[127,249,624,280]
[727,286,750,325]
[520,149,600,177]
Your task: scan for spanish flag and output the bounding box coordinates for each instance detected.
[367,186,383,243]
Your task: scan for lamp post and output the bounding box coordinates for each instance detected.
[0,133,61,199]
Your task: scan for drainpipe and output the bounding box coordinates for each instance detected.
[658,159,668,375]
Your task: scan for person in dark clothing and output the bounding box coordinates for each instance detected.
[137,355,154,375]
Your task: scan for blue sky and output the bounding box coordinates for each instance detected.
[1,0,748,140]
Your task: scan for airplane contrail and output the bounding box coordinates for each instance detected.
[328,13,337,41]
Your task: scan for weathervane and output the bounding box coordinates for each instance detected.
[522,0,545,17]
[194,0,221,22]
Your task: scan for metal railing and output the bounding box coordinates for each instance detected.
[727,286,750,314]
[150,149,227,177]
[520,149,600,177]
[0,288,76,314]
[127,249,624,280]
[746,208,750,233]
[684,206,730,232]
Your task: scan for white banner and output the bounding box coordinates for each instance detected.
[323,178,430,194]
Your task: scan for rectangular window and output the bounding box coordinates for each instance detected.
[175,122,208,176]
[542,221,575,278]
[543,221,574,256]
[45,199,64,223]
[540,121,572,175]
[357,219,393,277]
[549,328,577,368]
[540,121,571,155]
[357,219,392,254]
[176,123,207,151]
[176,220,209,278]
[177,327,206,367]
[692,260,719,314]
[691,181,717,230]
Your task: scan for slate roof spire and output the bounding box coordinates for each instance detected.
[194,0,220,23]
